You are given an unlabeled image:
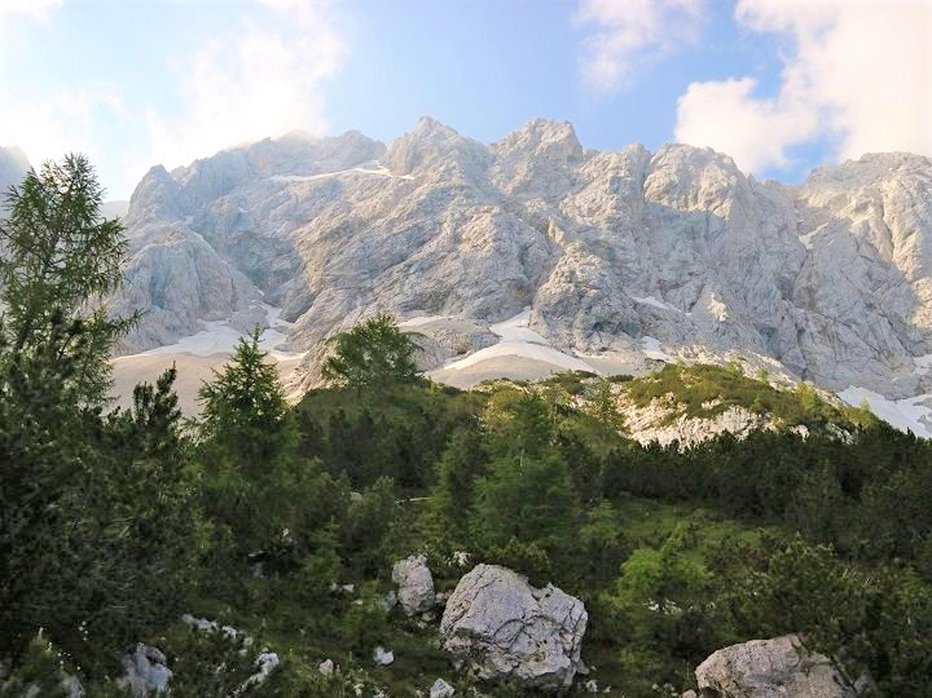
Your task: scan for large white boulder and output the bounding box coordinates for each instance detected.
[695,634,856,697]
[392,554,436,616]
[439,564,587,692]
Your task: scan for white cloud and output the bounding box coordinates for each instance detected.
[0,0,345,197]
[0,0,63,28]
[0,1,123,180]
[674,77,819,172]
[674,0,932,173]
[576,0,706,93]
[143,0,345,176]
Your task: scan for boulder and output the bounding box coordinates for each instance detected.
[695,634,855,697]
[238,652,279,693]
[118,644,172,697]
[392,554,435,616]
[439,564,587,692]
[430,677,456,697]
[373,646,394,666]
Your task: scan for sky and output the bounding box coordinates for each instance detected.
[0,0,930,199]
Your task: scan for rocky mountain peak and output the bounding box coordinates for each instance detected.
[492,118,583,163]
[383,116,482,176]
[110,117,932,414]
[126,165,183,228]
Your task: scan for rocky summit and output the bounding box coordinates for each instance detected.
[106,118,932,404]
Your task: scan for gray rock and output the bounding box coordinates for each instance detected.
[318,658,335,676]
[439,564,587,693]
[392,554,436,616]
[117,644,172,697]
[429,677,456,697]
[236,652,279,694]
[695,634,855,697]
[373,646,394,666]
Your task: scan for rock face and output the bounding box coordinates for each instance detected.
[392,554,436,616]
[439,564,587,692]
[110,119,932,406]
[695,634,855,697]
[118,644,172,697]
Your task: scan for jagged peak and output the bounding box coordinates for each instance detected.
[806,151,932,188]
[412,115,461,140]
[651,142,742,172]
[384,116,483,176]
[492,118,583,161]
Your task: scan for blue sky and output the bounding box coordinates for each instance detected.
[0,0,928,198]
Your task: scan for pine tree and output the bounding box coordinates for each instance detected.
[198,327,293,473]
[322,313,420,389]
[196,329,298,563]
[0,153,135,407]
[0,155,196,677]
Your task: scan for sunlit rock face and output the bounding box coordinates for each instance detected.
[110,119,932,400]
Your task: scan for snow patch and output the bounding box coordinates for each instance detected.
[270,162,414,184]
[441,308,595,373]
[139,305,303,360]
[641,336,675,362]
[838,386,932,438]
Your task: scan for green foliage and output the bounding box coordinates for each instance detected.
[710,535,932,695]
[624,363,863,429]
[323,313,420,390]
[0,153,136,406]
[296,381,481,489]
[198,328,295,472]
[584,378,626,431]
[425,426,486,544]
[0,156,196,678]
[473,451,577,555]
[480,539,554,587]
[342,477,401,578]
[0,632,79,698]
[576,502,630,587]
[195,331,306,569]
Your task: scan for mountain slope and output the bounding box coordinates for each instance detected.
[111,118,932,414]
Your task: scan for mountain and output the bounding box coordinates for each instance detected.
[111,117,932,418]
[0,146,29,199]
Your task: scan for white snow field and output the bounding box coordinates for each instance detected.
[839,386,932,439]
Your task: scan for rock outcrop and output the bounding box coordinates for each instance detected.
[118,644,172,697]
[695,634,855,697]
[430,677,456,697]
[392,554,436,616]
[439,564,587,692]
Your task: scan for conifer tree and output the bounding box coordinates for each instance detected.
[323,313,420,389]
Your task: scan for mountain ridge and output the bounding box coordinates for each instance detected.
[27,118,932,419]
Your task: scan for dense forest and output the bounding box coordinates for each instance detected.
[2,157,932,696]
